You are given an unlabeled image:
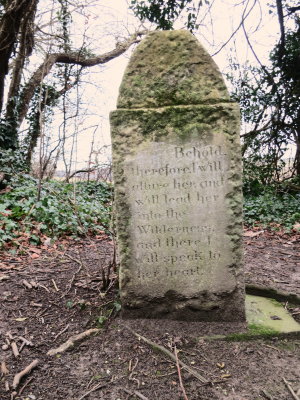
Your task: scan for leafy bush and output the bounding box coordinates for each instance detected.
[244,190,300,230]
[0,176,113,248]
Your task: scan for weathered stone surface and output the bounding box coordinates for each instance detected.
[117,30,230,108]
[246,295,300,333]
[110,30,245,321]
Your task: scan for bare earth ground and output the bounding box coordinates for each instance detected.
[0,230,299,400]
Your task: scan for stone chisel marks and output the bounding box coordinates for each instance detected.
[110,30,245,321]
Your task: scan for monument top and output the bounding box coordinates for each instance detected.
[117,30,230,109]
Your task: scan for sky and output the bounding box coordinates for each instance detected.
[47,0,283,171]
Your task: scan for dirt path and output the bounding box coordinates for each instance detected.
[0,232,299,400]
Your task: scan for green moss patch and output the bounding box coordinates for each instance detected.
[245,295,300,333]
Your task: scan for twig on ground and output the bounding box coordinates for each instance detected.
[157,371,177,377]
[283,377,300,400]
[47,328,99,356]
[261,389,274,400]
[18,377,34,396]
[128,357,140,387]
[128,358,139,379]
[77,376,124,400]
[65,253,83,266]
[78,381,110,400]
[124,326,209,385]
[62,254,83,296]
[52,279,59,291]
[12,359,39,389]
[263,344,280,352]
[1,361,9,375]
[19,336,34,352]
[53,324,70,341]
[38,283,50,293]
[11,341,19,358]
[174,345,189,400]
[122,387,149,400]
[22,280,33,289]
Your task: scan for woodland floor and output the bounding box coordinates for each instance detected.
[0,229,299,400]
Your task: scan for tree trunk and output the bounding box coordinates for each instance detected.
[294,128,300,178]
[0,0,39,114]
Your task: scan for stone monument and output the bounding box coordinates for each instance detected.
[110,30,245,321]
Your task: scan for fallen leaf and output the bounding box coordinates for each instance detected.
[30,253,40,259]
[14,317,27,322]
[221,373,232,379]
[30,248,42,254]
[43,237,52,246]
[243,230,264,237]
[293,223,300,231]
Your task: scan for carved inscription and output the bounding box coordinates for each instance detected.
[125,141,231,291]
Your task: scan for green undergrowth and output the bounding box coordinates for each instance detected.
[0,176,113,249]
[1,175,299,250]
[244,189,300,231]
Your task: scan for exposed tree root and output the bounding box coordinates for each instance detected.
[12,359,39,389]
[47,328,99,356]
[124,325,210,385]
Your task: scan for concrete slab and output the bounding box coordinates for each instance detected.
[246,295,300,333]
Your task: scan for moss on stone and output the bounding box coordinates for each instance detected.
[117,31,230,109]
[110,31,245,321]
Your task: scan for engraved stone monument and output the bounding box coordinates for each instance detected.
[110,30,245,321]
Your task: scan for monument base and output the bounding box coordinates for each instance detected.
[121,288,246,322]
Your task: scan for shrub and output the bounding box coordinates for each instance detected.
[0,176,113,248]
[244,189,300,230]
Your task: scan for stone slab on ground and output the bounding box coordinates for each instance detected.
[246,294,300,333]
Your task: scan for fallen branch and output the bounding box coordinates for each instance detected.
[12,359,39,389]
[124,326,209,385]
[47,328,99,356]
[174,345,189,400]
[283,377,300,400]
[122,388,149,400]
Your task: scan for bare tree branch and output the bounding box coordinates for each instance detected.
[17,30,147,126]
[212,0,257,57]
